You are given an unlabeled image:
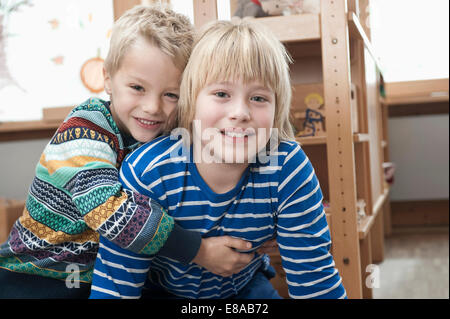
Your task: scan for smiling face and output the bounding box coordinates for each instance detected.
[104,37,182,143]
[193,78,275,164]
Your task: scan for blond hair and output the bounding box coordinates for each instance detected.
[177,19,294,140]
[104,5,194,75]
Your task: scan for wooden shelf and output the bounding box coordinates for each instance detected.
[383,79,449,115]
[296,133,369,145]
[358,214,374,239]
[348,12,385,75]
[384,79,449,105]
[385,95,449,106]
[358,188,390,239]
[0,120,60,142]
[0,120,59,133]
[251,14,321,43]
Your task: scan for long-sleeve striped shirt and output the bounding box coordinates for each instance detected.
[0,98,200,285]
[91,137,346,298]
[91,135,346,299]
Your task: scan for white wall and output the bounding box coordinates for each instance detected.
[388,114,449,201]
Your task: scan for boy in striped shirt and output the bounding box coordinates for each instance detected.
[0,6,254,298]
[91,19,347,299]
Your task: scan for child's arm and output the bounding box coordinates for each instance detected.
[276,143,347,299]
[45,104,198,263]
[90,234,254,298]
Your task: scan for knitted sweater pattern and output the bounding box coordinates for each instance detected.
[0,98,174,283]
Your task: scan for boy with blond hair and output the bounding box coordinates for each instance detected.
[0,6,254,298]
[92,19,346,299]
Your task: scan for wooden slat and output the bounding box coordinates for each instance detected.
[296,133,369,146]
[0,120,58,142]
[193,0,218,28]
[252,14,321,43]
[364,48,384,214]
[359,233,373,299]
[370,209,385,263]
[386,95,449,106]
[348,12,384,75]
[358,215,374,239]
[359,188,389,239]
[321,0,362,299]
[0,120,59,133]
[113,0,141,20]
[385,79,449,101]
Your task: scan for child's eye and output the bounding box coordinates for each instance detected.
[165,92,179,101]
[251,96,268,103]
[131,85,144,92]
[214,91,229,98]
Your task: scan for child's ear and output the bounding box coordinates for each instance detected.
[103,67,112,95]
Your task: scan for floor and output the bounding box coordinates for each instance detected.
[372,226,449,299]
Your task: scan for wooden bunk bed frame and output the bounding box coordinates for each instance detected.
[192,0,389,299]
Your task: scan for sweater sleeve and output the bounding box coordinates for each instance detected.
[43,109,200,261]
[276,143,347,299]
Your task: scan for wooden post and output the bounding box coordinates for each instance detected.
[371,208,385,263]
[193,0,218,28]
[113,0,141,20]
[321,0,363,298]
[359,233,373,299]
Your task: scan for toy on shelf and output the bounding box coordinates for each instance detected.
[233,0,320,18]
[356,199,367,224]
[262,0,320,16]
[296,92,326,137]
[233,0,268,18]
[382,162,396,185]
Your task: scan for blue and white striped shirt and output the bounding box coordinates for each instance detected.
[90,136,346,299]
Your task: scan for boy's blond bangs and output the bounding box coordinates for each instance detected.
[178,19,295,140]
[104,5,193,76]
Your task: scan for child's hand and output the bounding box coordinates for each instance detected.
[192,236,255,277]
[256,238,278,255]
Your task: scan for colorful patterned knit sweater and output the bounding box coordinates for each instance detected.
[0,98,199,283]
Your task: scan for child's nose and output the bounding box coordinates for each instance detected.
[142,96,161,114]
[229,100,250,122]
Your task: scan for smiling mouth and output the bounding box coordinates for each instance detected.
[136,118,162,126]
[220,128,256,139]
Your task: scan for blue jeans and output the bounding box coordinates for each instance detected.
[232,266,283,299]
[232,265,282,299]
[0,268,91,299]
